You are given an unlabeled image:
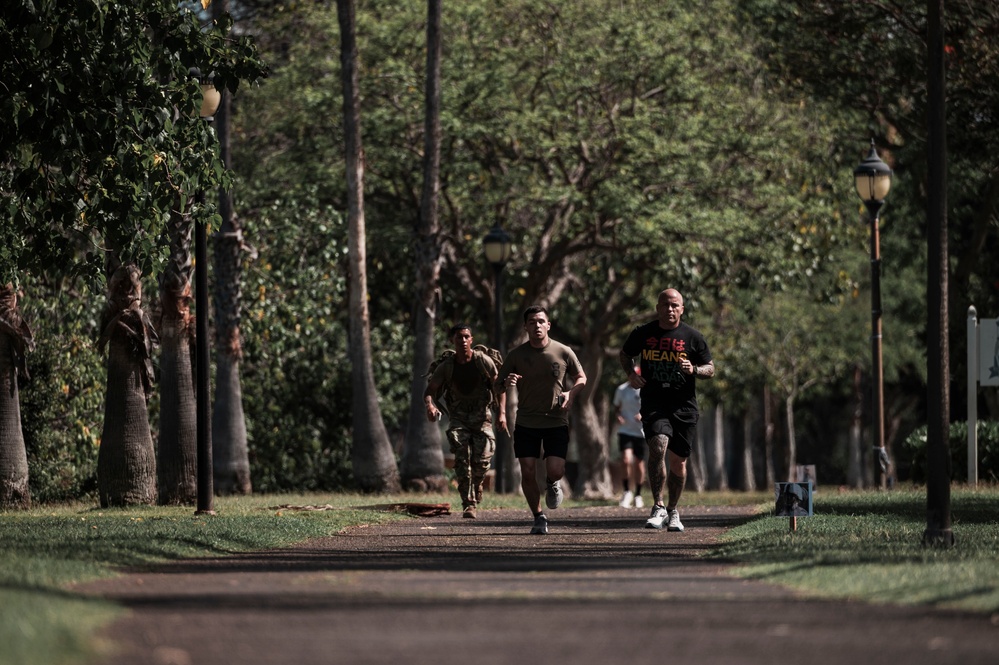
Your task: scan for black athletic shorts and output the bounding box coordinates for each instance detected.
[513,424,570,460]
[617,433,647,461]
[642,409,699,458]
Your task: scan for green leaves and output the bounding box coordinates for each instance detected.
[0,0,264,287]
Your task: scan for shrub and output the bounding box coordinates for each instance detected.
[901,420,999,483]
[19,280,105,504]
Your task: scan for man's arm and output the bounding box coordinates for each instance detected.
[691,360,715,379]
[488,367,509,434]
[562,367,587,410]
[423,378,442,422]
[496,390,508,434]
[619,350,645,388]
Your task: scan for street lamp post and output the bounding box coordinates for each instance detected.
[193,70,222,515]
[854,140,893,489]
[482,224,513,493]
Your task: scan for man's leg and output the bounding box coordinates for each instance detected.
[470,430,495,505]
[448,428,474,508]
[519,456,541,514]
[666,450,687,511]
[643,433,670,528]
[646,434,669,507]
[544,455,566,485]
[633,456,647,507]
[620,447,634,492]
[618,446,635,506]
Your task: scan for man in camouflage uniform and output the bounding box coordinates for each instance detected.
[424,324,507,519]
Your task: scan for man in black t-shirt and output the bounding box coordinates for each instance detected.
[619,289,714,532]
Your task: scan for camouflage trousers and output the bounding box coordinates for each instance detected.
[447,422,495,508]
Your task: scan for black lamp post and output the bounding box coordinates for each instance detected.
[482,224,513,493]
[193,70,222,515]
[854,140,893,489]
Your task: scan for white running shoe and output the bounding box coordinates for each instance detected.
[530,513,549,535]
[619,490,634,508]
[667,509,684,532]
[634,495,644,508]
[645,505,668,529]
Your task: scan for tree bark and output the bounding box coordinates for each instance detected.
[763,384,775,488]
[0,285,32,509]
[338,0,401,492]
[213,352,250,493]
[156,210,197,505]
[572,336,612,500]
[401,0,446,492]
[783,394,798,483]
[740,406,756,492]
[575,399,612,500]
[97,264,157,508]
[211,0,253,495]
[704,404,728,490]
[848,364,865,488]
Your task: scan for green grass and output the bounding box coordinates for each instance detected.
[4,487,997,665]
[713,485,999,613]
[0,491,522,665]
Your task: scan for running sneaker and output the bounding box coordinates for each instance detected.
[619,490,634,508]
[530,513,549,535]
[634,495,644,508]
[545,479,563,510]
[645,505,668,529]
[667,508,684,532]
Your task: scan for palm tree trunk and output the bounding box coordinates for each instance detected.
[705,404,728,490]
[156,212,197,505]
[211,1,253,495]
[740,406,756,492]
[401,0,446,492]
[0,284,32,509]
[213,352,251,493]
[338,0,400,492]
[97,264,157,507]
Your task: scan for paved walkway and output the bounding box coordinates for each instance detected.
[80,504,998,665]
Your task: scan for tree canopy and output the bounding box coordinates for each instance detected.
[1,0,265,287]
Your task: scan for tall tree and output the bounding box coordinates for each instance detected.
[156,209,198,504]
[337,0,401,492]
[400,0,447,492]
[744,0,999,425]
[431,0,858,491]
[0,285,33,509]
[97,263,158,507]
[212,0,253,495]
[754,294,859,481]
[228,0,891,491]
[0,0,264,505]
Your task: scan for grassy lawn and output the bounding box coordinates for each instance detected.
[0,492,472,665]
[713,485,999,613]
[2,487,997,665]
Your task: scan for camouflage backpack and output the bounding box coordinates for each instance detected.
[425,345,503,412]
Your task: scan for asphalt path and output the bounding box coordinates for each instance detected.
[78,504,998,665]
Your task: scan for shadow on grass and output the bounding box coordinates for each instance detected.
[814,490,999,525]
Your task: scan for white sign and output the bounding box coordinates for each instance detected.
[981,317,999,387]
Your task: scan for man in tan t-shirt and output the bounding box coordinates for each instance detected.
[496,305,586,535]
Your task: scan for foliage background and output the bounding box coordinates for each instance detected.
[8,0,999,501]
